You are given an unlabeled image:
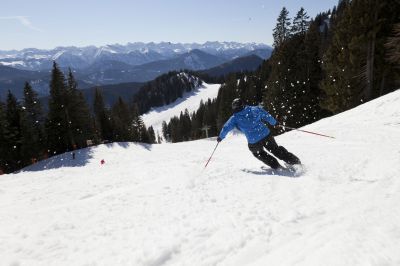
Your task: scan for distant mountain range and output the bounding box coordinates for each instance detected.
[0,42,271,71]
[0,42,272,99]
[78,49,229,85]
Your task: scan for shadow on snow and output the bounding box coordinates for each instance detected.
[241,167,303,178]
[19,148,94,173]
[19,142,153,173]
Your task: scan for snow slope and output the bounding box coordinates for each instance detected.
[1,90,400,266]
[142,82,220,136]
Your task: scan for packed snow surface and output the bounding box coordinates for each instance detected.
[1,90,400,266]
[142,82,220,135]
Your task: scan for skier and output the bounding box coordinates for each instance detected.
[217,98,301,170]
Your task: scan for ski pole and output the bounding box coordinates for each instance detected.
[204,142,220,169]
[277,125,335,139]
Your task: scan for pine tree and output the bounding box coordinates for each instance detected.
[0,100,10,173]
[5,91,22,171]
[93,88,113,142]
[66,69,94,148]
[131,104,145,142]
[203,98,218,137]
[302,20,331,122]
[133,104,149,143]
[147,126,156,144]
[180,109,191,141]
[263,45,292,126]
[291,7,310,35]
[216,75,237,131]
[190,111,199,140]
[47,65,95,154]
[139,126,150,143]
[273,7,291,48]
[385,23,400,86]
[20,82,45,164]
[242,76,262,105]
[169,116,181,143]
[111,97,133,141]
[385,23,400,67]
[320,0,361,114]
[46,62,71,154]
[195,100,206,138]
[162,121,169,142]
[264,7,332,127]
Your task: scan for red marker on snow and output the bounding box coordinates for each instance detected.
[100,159,105,165]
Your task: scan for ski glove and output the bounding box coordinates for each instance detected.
[217,137,222,142]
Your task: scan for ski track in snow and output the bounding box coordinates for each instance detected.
[0,90,400,266]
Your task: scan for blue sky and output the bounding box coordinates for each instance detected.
[0,0,338,50]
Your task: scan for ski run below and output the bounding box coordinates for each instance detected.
[142,82,221,137]
[1,90,400,266]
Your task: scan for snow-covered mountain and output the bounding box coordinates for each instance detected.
[0,42,271,71]
[78,49,229,85]
[0,42,271,96]
[1,87,399,265]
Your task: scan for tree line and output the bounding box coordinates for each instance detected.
[162,1,400,142]
[0,63,156,174]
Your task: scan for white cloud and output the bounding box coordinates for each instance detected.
[0,16,43,32]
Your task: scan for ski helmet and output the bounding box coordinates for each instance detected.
[232,98,244,113]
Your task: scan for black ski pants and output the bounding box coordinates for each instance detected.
[248,135,301,169]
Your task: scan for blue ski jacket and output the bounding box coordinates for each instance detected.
[219,106,277,144]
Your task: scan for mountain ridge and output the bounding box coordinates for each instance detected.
[1,50,268,98]
[0,41,272,71]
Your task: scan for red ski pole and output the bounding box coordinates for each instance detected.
[204,142,220,169]
[277,125,335,139]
